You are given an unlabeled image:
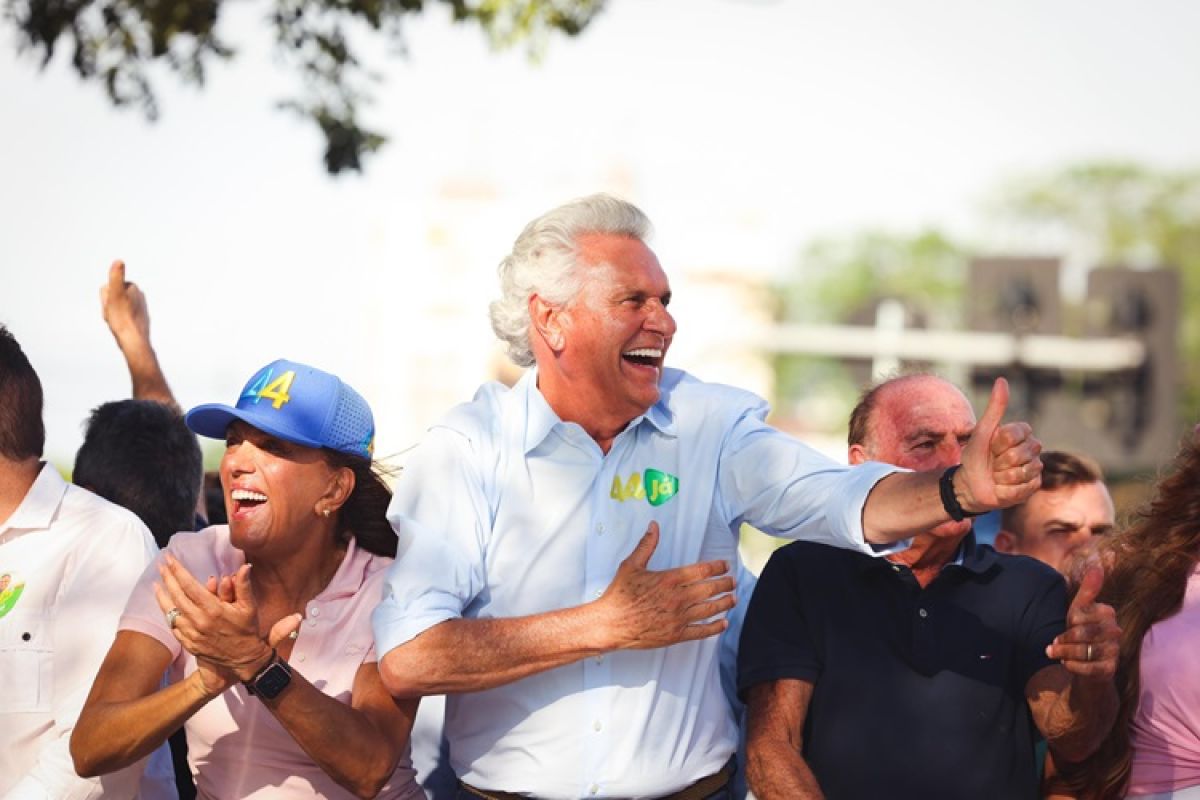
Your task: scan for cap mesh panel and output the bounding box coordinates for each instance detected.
[327,384,374,456]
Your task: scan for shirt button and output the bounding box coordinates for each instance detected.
[892,565,901,572]
[589,784,599,795]
[918,608,928,619]
[308,618,318,627]
[596,523,604,534]
[594,655,604,664]
[593,720,602,732]
[309,607,320,617]
[594,590,603,599]
[297,654,306,662]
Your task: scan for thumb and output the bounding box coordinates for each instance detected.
[1071,563,1105,612]
[107,259,126,292]
[232,563,256,610]
[624,521,660,571]
[268,613,303,647]
[972,377,1010,451]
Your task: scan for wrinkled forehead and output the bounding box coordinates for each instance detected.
[872,378,975,442]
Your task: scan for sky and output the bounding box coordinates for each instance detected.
[2,0,1199,465]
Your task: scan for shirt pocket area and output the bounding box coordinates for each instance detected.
[0,610,53,712]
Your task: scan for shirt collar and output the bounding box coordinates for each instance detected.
[953,530,997,574]
[318,537,370,601]
[518,368,678,454]
[518,369,563,454]
[1,462,68,534]
[862,530,996,578]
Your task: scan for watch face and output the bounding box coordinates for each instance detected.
[254,661,292,700]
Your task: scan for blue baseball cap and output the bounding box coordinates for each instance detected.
[185,359,375,459]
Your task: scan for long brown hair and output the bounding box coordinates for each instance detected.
[1064,434,1200,798]
[325,450,398,558]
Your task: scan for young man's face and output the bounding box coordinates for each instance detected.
[999,481,1115,573]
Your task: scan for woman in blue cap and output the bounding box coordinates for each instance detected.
[71,359,423,799]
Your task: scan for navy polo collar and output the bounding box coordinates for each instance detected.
[862,531,997,577]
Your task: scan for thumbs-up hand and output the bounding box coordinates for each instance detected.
[1046,564,1121,677]
[956,378,1044,513]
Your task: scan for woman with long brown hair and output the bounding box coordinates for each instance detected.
[1062,432,1200,798]
[71,359,423,799]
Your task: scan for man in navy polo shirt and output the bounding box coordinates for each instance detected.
[738,374,1121,800]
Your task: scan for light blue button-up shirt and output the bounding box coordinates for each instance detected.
[373,368,898,799]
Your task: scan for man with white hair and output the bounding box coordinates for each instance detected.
[373,194,1044,799]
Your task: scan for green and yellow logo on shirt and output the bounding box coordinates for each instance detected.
[610,469,679,507]
[0,572,25,619]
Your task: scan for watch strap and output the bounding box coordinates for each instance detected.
[243,648,293,699]
[939,465,981,522]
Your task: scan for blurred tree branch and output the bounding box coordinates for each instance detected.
[3,0,603,173]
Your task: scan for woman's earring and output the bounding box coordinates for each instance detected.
[321,508,331,518]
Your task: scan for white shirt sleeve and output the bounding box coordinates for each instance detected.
[716,404,905,555]
[3,511,158,800]
[372,426,494,657]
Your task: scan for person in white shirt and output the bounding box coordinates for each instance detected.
[0,324,160,799]
[372,194,1046,800]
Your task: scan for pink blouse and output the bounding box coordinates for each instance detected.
[120,526,422,799]
[1128,562,1200,795]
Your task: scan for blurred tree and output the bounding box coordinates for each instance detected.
[991,161,1200,411]
[773,228,968,414]
[4,0,602,174]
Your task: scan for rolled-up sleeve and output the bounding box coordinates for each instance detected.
[372,427,492,657]
[717,406,905,555]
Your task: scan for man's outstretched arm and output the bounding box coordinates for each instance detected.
[377,522,735,698]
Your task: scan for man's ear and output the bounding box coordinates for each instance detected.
[529,294,566,353]
[994,529,1017,554]
[848,444,869,466]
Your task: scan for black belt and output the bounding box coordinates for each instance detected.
[457,758,735,800]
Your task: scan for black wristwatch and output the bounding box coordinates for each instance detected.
[939,465,982,522]
[243,649,293,700]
